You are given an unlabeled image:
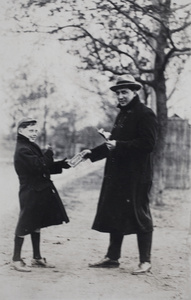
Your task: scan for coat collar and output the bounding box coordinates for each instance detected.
[17,133,31,143]
[17,134,42,153]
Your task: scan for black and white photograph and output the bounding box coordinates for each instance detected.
[0,1,191,299]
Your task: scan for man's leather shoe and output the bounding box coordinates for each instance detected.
[132,262,151,275]
[31,258,55,268]
[89,257,120,268]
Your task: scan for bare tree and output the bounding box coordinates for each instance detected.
[11,0,191,203]
[5,72,56,145]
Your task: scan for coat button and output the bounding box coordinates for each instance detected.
[126,199,130,203]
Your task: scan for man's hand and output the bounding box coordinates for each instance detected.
[106,140,116,151]
[97,128,111,140]
[80,149,92,160]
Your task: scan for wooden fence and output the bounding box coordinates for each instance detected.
[164,116,191,189]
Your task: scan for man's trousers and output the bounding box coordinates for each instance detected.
[106,230,152,263]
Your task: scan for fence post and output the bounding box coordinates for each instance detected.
[164,116,190,189]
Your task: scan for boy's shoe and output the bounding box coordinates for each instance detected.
[11,259,31,272]
[89,257,120,268]
[31,258,55,268]
[132,262,151,275]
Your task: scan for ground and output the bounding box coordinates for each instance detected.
[0,159,191,300]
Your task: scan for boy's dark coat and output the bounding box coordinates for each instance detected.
[14,134,69,236]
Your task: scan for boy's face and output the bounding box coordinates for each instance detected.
[18,124,39,142]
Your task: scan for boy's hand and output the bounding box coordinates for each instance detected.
[45,144,53,151]
[61,158,71,169]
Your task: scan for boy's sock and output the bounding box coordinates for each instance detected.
[31,232,41,259]
[12,236,24,261]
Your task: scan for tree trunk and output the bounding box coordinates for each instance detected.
[150,0,170,205]
[151,70,168,205]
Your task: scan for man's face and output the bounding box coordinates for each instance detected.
[18,124,39,142]
[115,88,136,106]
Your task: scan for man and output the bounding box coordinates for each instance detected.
[11,117,71,272]
[82,75,158,274]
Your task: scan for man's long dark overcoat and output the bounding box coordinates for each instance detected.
[89,96,158,235]
[14,134,69,236]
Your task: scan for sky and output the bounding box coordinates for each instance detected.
[0,0,191,137]
[0,31,107,133]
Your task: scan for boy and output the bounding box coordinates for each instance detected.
[11,117,70,272]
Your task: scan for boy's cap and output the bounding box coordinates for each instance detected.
[17,117,37,128]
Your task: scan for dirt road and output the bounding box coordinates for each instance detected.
[0,161,190,300]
